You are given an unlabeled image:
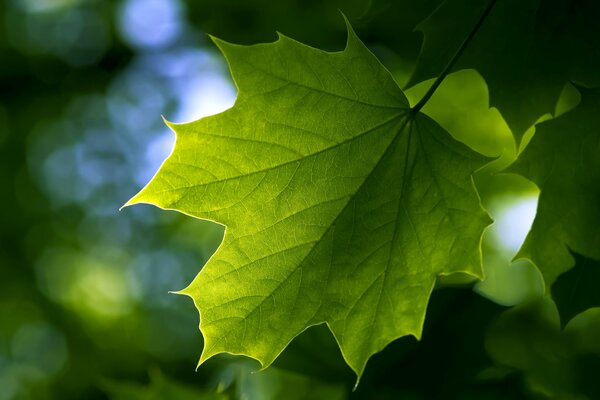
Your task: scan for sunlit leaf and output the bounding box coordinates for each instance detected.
[104,371,226,400]
[126,21,491,377]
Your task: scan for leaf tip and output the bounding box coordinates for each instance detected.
[120,185,157,210]
[161,115,179,133]
[349,361,367,391]
[209,34,236,56]
[207,33,221,45]
[119,194,142,211]
[170,286,191,297]
[351,375,362,392]
[339,11,360,49]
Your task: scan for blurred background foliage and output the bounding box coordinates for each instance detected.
[0,0,597,399]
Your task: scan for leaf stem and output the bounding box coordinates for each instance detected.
[411,0,497,114]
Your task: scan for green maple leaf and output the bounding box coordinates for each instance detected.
[484,298,573,398]
[125,21,491,378]
[410,0,600,143]
[552,251,600,328]
[510,87,600,290]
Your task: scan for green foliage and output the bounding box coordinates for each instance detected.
[410,0,600,143]
[124,0,600,393]
[126,21,491,377]
[552,252,600,327]
[510,87,600,287]
[105,357,347,400]
[5,0,599,397]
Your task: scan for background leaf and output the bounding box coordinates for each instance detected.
[552,252,600,327]
[510,87,600,288]
[486,298,600,398]
[410,0,600,143]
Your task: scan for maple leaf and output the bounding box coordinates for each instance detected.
[124,21,491,377]
[409,0,600,143]
[509,87,600,290]
[218,362,347,400]
[485,298,572,398]
[486,298,600,398]
[552,251,600,328]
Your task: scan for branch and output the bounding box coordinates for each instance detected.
[411,0,498,114]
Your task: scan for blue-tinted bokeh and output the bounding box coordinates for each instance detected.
[1,0,234,397]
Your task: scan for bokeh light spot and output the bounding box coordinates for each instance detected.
[491,195,538,254]
[118,0,183,49]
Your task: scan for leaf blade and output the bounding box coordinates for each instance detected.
[127,21,491,378]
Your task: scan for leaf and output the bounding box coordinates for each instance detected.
[566,308,600,357]
[485,298,575,398]
[125,21,491,378]
[552,251,600,328]
[186,0,369,47]
[409,0,600,143]
[485,298,600,399]
[509,87,600,288]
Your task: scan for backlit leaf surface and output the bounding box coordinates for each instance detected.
[126,23,491,377]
